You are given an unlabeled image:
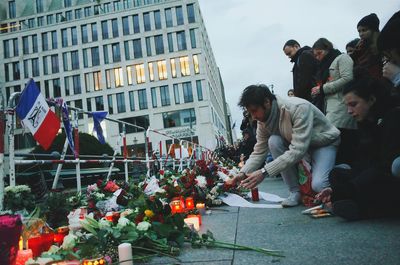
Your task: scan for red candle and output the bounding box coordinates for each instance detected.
[185,197,194,210]
[170,197,185,214]
[251,188,260,201]
[15,249,33,265]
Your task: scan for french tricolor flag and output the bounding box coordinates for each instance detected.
[16,79,60,150]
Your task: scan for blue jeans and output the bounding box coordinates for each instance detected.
[268,135,337,193]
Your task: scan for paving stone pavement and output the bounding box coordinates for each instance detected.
[145,177,400,265]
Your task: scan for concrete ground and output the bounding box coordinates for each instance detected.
[147,177,400,265]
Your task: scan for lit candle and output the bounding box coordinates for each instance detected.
[185,197,194,210]
[184,217,200,231]
[196,203,206,215]
[82,257,106,265]
[170,197,184,214]
[187,214,201,225]
[15,249,33,265]
[118,243,133,265]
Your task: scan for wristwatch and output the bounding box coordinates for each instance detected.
[260,168,269,177]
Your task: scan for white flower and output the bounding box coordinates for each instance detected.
[61,233,77,250]
[117,217,131,228]
[155,188,166,194]
[137,221,151,231]
[98,218,112,229]
[120,208,134,218]
[195,176,207,188]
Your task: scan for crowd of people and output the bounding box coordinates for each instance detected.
[228,11,400,221]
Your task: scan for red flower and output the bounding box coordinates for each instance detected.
[135,213,144,224]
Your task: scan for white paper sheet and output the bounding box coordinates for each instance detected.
[246,191,285,203]
[220,193,282,208]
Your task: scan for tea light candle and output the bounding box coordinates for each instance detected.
[82,257,106,265]
[15,249,33,265]
[196,203,206,215]
[185,197,194,210]
[118,242,133,265]
[170,197,185,214]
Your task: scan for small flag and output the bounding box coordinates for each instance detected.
[91,111,108,144]
[15,79,60,150]
[61,102,76,157]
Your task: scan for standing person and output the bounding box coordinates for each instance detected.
[229,84,340,207]
[345,38,360,55]
[351,13,383,78]
[311,38,357,165]
[316,77,400,220]
[283,40,319,102]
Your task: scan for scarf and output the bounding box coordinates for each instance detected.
[265,100,280,135]
[316,49,342,84]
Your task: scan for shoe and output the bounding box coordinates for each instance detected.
[332,200,360,221]
[281,191,301,207]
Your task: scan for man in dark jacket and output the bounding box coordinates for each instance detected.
[283,39,319,102]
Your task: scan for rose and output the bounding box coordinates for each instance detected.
[144,210,154,218]
[137,221,151,231]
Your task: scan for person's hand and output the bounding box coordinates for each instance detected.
[239,170,265,189]
[315,187,332,204]
[383,62,400,84]
[311,86,320,96]
[225,172,245,186]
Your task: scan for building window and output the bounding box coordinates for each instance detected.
[173,84,180,104]
[157,60,167,80]
[28,18,35,28]
[37,16,44,26]
[64,77,70,96]
[143,12,151,31]
[167,33,174,52]
[133,39,142,58]
[112,19,119,38]
[126,66,133,85]
[151,87,157,108]
[75,9,82,19]
[81,25,88,43]
[13,38,18,56]
[91,23,98,41]
[118,115,149,134]
[180,56,190,76]
[145,37,152,56]
[23,60,28,78]
[103,45,109,64]
[75,99,83,119]
[133,14,140,33]
[104,2,111,13]
[122,16,130,35]
[101,21,109,39]
[51,54,59,73]
[170,58,177,78]
[65,11,72,21]
[124,41,130,60]
[113,1,121,11]
[47,14,54,25]
[32,58,40,77]
[12,62,20,80]
[43,56,48,75]
[51,31,57,49]
[176,6,184,25]
[148,62,154,81]
[61,29,68,47]
[71,27,77,45]
[87,98,92,112]
[84,7,92,17]
[3,40,10,58]
[53,78,61,97]
[107,95,114,114]
[64,0,72,7]
[160,85,170,106]
[129,91,135,111]
[138,89,148,110]
[163,108,195,128]
[190,29,196,48]
[182,82,193,103]
[114,67,124,87]
[42,32,48,51]
[112,43,121,62]
[22,36,29,54]
[193,54,200,74]
[9,1,16,19]
[94,5,100,15]
[177,31,187,51]
[95,96,104,111]
[73,75,81,94]
[32,35,38,53]
[123,0,133,9]
[196,80,203,101]
[165,8,172,27]
[135,64,145,84]
[94,71,101,91]
[116,92,126,113]
[63,52,69,71]
[71,51,79,70]
[105,69,112,88]
[187,4,195,23]
[154,35,164,55]
[36,0,44,13]
[56,13,63,23]
[83,49,88,68]
[154,10,161,29]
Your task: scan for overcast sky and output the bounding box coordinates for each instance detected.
[197,0,400,139]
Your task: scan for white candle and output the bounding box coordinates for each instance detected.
[184,217,200,231]
[118,243,133,265]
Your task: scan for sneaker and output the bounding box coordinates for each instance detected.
[332,200,360,221]
[281,191,301,207]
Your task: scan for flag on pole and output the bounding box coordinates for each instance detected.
[61,102,76,157]
[91,111,108,144]
[15,79,60,150]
